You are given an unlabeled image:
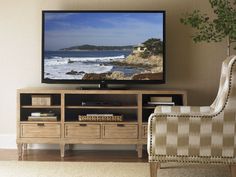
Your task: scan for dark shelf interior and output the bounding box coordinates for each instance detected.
[142,109,154,122]
[20,108,61,121]
[19,92,185,123]
[142,94,184,106]
[20,94,61,106]
[65,94,137,107]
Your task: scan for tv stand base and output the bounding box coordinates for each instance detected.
[17,88,187,158]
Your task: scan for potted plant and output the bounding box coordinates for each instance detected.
[180,0,236,56]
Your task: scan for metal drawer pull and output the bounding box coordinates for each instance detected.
[79,124,87,127]
[37,123,45,127]
[117,124,125,127]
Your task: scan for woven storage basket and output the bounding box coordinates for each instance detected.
[78,115,123,122]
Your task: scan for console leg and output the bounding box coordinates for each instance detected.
[60,144,65,158]
[17,143,23,159]
[137,144,143,158]
[22,143,27,156]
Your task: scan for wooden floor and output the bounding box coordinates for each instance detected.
[0,149,148,162]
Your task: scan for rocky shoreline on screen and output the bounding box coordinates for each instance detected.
[79,53,163,80]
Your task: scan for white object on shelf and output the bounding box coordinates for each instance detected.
[147,101,175,105]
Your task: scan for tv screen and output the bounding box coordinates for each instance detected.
[42,11,165,84]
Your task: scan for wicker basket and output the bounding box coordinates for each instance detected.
[32,95,51,106]
[78,115,123,122]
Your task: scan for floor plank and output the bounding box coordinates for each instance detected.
[0,149,148,162]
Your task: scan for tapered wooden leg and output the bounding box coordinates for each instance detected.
[22,144,27,156]
[150,162,159,177]
[137,144,143,158]
[17,143,23,159]
[60,144,65,158]
[230,165,236,177]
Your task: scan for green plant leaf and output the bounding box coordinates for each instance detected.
[180,0,236,53]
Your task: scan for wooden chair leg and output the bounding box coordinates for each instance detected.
[230,165,236,177]
[150,162,159,177]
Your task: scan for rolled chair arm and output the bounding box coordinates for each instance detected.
[154,106,213,115]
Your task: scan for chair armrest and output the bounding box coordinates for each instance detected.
[148,107,235,161]
[154,106,213,115]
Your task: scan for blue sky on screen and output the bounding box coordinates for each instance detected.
[44,12,164,51]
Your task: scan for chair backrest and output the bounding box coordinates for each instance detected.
[210,55,236,113]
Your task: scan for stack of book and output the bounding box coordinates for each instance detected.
[147,96,175,106]
[78,114,123,122]
[28,112,57,121]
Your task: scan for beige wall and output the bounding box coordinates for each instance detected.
[0,0,235,134]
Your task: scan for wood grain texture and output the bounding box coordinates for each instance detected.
[137,94,143,156]
[21,105,60,109]
[21,123,60,138]
[230,165,236,177]
[65,124,101,139]
[142,125,148,139]
[103,124,138,139]
[150,162,159,177]
[17,143,23,159]
[0,149,148,162]
[60,144,65,158]
[17,88,187,95]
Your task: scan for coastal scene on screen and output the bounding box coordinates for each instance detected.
[44,12,164,80]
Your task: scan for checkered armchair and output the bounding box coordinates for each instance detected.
[148,56,236,177]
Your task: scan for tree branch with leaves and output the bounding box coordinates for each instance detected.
[180,0,236,56]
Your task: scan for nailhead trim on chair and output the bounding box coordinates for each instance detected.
[149,58,236,164]
[149,155,234,164]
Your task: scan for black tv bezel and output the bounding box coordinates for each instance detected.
[41,10,166,84]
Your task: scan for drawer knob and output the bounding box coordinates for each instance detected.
[117,124,125,127]
[79,124,87,127]
[37,123,45,127]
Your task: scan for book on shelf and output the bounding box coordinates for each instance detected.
[150,96,172,102]
[28,116,57,121]
[31,112,55,117]
[147,101,175,106]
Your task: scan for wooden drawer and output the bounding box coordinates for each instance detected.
[103,124,138,139]
[65,124,101,139]
[21,123,60,138]
[142,125,148,139]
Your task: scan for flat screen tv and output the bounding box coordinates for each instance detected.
[42,11,166,86]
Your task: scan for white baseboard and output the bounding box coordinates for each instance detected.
[0,134,137,150]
